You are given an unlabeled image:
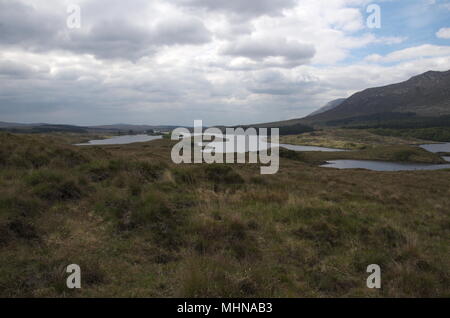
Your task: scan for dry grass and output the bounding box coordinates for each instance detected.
[279,129,429,150]
[0,132,449,297]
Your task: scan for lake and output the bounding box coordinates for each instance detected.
[191,133,347,153]
[76,135,450,172]
[420,142,450,153]
[76,134,162,146]
[321,160,450,171]
[76,134,345,152]
[321,142,450,171]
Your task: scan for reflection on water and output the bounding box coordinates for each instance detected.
[321,160,450,171]
[76,135,162,146]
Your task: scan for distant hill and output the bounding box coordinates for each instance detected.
[308,98,346,117]
[0,122,178,134]
[4,69,450,135]
[89,124,178,132]
[0,122,37,128]
[305,70,450,127]
[0,122,88,133]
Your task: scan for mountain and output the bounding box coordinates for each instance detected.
[306,70,450,126]
[308,98,346,117]
[239,69,450,132]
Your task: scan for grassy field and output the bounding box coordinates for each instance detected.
[369,127,450,143]
[279,129,430,150]
[0,132,449,297]
[279,128,447,164]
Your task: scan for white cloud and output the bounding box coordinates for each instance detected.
[365,44,450,63]
[440,3,450,10]
[436,27,450,39]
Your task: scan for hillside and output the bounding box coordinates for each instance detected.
[308,99,346,117]
[0,122,176,134]
[305,70,450,126]
[245,70,450,131]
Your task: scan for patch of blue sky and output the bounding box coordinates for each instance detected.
[343,0,450,64]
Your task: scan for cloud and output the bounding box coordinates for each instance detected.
[436,27,450,39]
[152,17,211,45]
[245,70,325,99]
[0,0,61,48]
[0,0,212,61]
[365,44,450,63]
[1,0,450,126]
[440,3,450,10]
[175,0,297,19]
[0,60,36,78]
[222,36,316,68]
[64,17,211,61]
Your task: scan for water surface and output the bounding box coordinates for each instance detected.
[321,142,450,171]
[76,135,450,172]
[76,135,162,146]
[420,142,450,153]
[321,160,450,171]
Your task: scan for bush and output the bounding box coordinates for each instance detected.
[130,191,185,249]
[26,170,63,186]
[0,196,44,218]
[193,217,260,260]
[33,180,82,201]
[132,161,167,181]
[279,148,306,161]
[26,170,82,201]
[49,148,89,167]
[173,167,199,185]
[83,160,116,182]
[392,150,415,162]
[204,164,244,184]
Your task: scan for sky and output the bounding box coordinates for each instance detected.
[1,0,450,126]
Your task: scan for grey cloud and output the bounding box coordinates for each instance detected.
[175,0,297,18]
[68,17,211,60]
[0,1,211,61]
[153,18,211,45]
[0,60,35,78]
[222,37,316,67]
[214,22,254,40]
[0,0,61,48]
[246,70,324,96]
[65,20,156,61]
